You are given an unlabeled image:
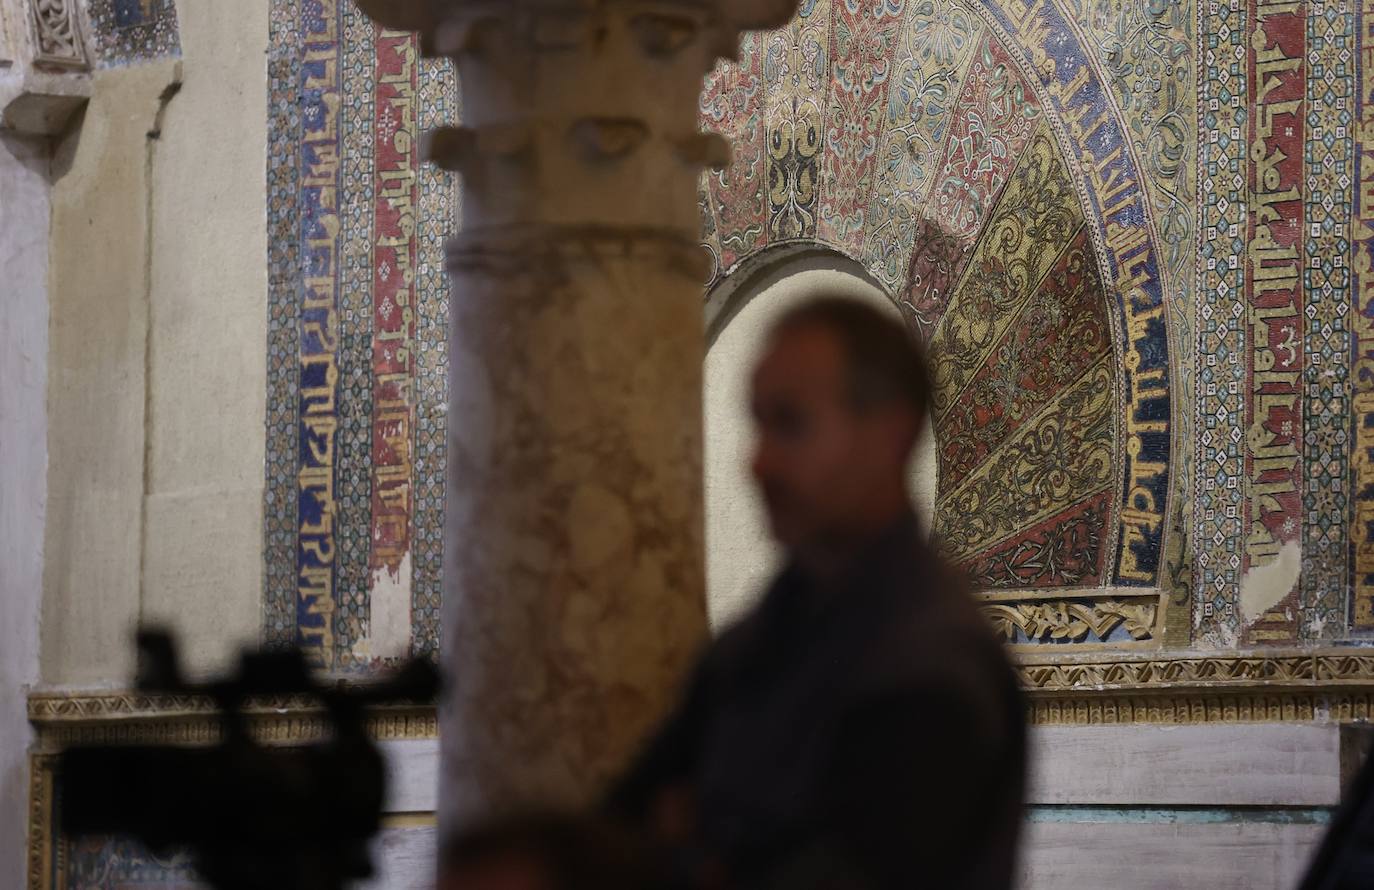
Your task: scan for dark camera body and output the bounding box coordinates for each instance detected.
[57,632,439,890]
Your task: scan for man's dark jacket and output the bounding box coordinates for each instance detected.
[607,513,1027,889]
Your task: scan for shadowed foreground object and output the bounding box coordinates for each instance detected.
[58,631,439,890]
[1300,748,1374,889]
[439,812,657,890]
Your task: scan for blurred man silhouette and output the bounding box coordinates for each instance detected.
[438,812,654,890]
[607,297,1027,889]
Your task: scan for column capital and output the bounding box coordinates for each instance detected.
[353,0,801,233]
[353,0,800,41]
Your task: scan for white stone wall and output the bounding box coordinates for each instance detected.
[0,130,49,890]
[363,723,1332,890]
[703,250,937,627]
[41,0,267,686]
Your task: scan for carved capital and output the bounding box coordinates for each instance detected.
[351,0,804,38]
[351,0,801,233]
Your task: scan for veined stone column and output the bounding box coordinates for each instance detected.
[352,0,799,825]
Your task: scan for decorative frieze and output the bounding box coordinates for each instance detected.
[983,594,1162,646]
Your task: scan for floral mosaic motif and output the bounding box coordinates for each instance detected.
[818,0,906,252]
[935,357,1117,563]
[926,124,1082,421]
[924,31,1040,241]
[907,0,975,65]
[701,32,768,270]
[936,225,1110,485]
[898,216,965,337]
[860,0,981,288]
[762,0,831,241]
[962,491,1112,589]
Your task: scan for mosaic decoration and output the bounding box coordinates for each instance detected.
[1303,1,1355,637]
[83,0,179,66]
[1194,0,1356,645]
[262,0,1374,657]
[1355,0,1374,628]
[699,0,1176,597]
[264,0,456,671]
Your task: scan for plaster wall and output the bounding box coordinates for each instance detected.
[703,253,937,626]
[42,0,267,686]
[137,0,268,677]
[0,130,49,890]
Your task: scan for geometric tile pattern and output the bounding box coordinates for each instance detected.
[1192,0,1355,645]
[85,0,180,67]
[1195,0,1251,646]
[1302,1,1354,638]
[1353,0,1374,631]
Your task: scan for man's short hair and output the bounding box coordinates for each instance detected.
[440,811,653,889]
[771,296,931,421]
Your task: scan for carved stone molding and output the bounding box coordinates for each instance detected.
[27,755,53,890]
[25,649,1374,738]
[1016,649,1374,723]
[1026,692,1374,725]
[26,0,86,69]
[27,692,439,751]
[1019,651,1344,689]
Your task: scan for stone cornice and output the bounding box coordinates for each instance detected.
[1017,649,1374,691]
[1015,649,1374,724]
[26,691,438,749]
[26,648,1374,739]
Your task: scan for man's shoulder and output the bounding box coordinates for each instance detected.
[864,548,1021,696]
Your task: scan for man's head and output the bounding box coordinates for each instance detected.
[750,297,929,553]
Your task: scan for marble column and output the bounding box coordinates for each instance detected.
[352,0,800,825]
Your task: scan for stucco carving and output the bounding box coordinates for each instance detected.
[27,0,85,69]
[985,599,1161,646]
